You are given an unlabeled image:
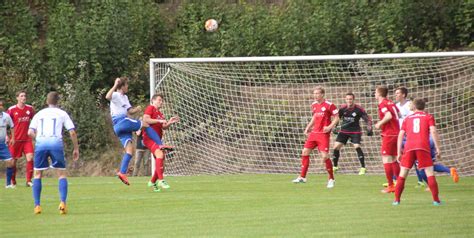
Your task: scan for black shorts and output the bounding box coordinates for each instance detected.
[336,132,362,145]
[136,135,146,150]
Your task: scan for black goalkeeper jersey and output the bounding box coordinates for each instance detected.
[338,104,372,134]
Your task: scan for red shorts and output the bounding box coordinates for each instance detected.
[401,150,433,169]
[9,141,34,159]
[304,133,330,153]
[142,137,160,154]
[381,136,397,156]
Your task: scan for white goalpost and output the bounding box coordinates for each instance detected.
[149,52,474,176]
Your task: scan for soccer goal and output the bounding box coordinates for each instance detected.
[149,52,474,176]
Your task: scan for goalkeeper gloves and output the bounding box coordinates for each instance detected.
[367,129,373,136]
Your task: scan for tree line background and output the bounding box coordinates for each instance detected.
[0,0,472,165]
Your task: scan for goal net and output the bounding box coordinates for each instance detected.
[150,52,474,176]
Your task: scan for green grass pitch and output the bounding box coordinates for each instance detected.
[1,174,473,237]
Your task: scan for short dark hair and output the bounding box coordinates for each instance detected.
[46,91,60,105]
[151,93,163,101]
[376,86,388,97]
[413,98,426,110]
[346,92,355,99]
[396,87,408,97]
[16,90,26,97]
[117,77,129,89]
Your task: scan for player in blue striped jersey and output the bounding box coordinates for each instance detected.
[0,100,16,188]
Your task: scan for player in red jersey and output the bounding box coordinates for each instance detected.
[143,94,179,192]
[7,90,35,187]
[293,87,339,188]
[393,98,442,206]
[374,86,400,193]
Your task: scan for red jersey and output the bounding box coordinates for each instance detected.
[7,104,35,141]
[378,99,400,136]
[310,100,338,133]
[143,105,165,139]
[401,111,435,153]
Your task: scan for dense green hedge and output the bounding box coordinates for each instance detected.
[1,0,472,159]
[1,0,167,158]
[170,0,473,57]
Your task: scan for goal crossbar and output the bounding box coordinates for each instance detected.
[150,51,474,95]
[150,51,474,63]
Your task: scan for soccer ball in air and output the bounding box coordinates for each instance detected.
[205,19,218,32]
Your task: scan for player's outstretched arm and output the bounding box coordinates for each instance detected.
[105,78,121,101]
[143,114,167,125]
[69,130,80,161]
[127,105,142,115]
[163,116,180,130]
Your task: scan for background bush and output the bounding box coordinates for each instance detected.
[1,0,472,161]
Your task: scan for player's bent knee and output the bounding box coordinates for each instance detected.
[320,152,330,160]
[424,167,435,176]
[34,170,43,178]
[125,144,135,154]
[382,156,394,163]
[154,150,164,159]
[26,153,34,160]
[399,168,410,178]
[301,148,312,156]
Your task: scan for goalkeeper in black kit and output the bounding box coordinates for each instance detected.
[332,92,373,175]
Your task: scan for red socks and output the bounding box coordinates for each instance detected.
[150,157,164,183]
[383,163,394,186]
[299,156,334,180]
[392,161,400,180]
[394,176,406,202]
[427,176,440,203]
[394,176,440,203]
[300,156,310,178]
[11,165,17,185]
[9,161,34,184]
[26,160,34,182]
[155,158,164,180]
[151,172,158,183]
[325,159,334,180]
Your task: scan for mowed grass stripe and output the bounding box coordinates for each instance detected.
[0,175,472,237]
